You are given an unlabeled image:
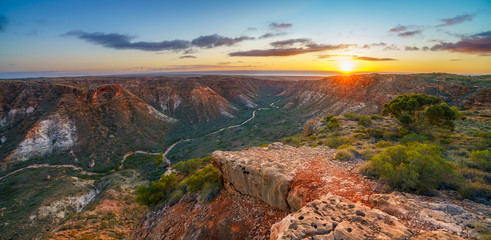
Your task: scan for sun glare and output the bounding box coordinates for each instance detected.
[340,61,354,73]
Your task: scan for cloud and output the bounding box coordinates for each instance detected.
[398,30,421,38]
[259,32,286,39]
[389,25,408,33]
[191,34,254,48]
[270,38,310,47]
[247,27,257,31]
[318,54,356,59]
[269,22,292,29]
[362,42,388,48]
[0,15,8,32]
[405,46,419,51]
[430,31,491,55]
[449,59,463,61]
[438,14,474,27]
[64,31,191,51]
[353,56,397,61]
[180,55,197,59]
[229,43,353,57]
[65,31,254,52]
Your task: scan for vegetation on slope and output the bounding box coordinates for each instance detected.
[284,94,490,204]
[135,156,221,206]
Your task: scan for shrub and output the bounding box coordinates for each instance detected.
[358,116,372,127]
[459,181,491,204]
[185,164,219,193]
[168,190,184,206]
[322,115,335,124]
[468,150,491,172]
[343,112,361,121]
[335,149,356,161]
[326,117,342,130]
[370,115,383,120]
[201,182,221,203]
[375,141,392,148]
[325,137,349,148]
[365,143,456,193]
[401,133,429,144]
[173,156,212,176]
[366,128,385,138]
[135,174,178,205]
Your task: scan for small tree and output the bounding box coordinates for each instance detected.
[425,103,457,131]
[381,94,456,131]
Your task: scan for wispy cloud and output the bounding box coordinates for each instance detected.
[229,43,353,57]
[389,25,408,33]
[191,34,254,48]
[64,31,254,52]
[180,55,197,59]
[430,31,491,55]
[438,14,474,27]
[0,15,8,32]
[405,46,419,51]
[353,56,397,61]
[258,32,286,39]
[270,38,310,47]
[398,30,421,38]
[269,22,292,29]
[64,31,191,51]
[362,42,387,49]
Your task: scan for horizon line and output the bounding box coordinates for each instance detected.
[0,70,488,80]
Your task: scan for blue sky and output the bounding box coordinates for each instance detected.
[0,0,490,77]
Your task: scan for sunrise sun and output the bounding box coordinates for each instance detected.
[339,60,354,73]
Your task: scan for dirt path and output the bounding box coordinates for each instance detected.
[0,164,97,182]
[207,107,269,136]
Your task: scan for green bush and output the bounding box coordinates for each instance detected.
[370,115,383,120]
[366,128,385,138]
[168,190,184,206]
[401,133,429,144]
[326,117,342,130]
[343,112,362,121]
[173,156,212,176]
[201,182,221,203]
[335,149,356,161]
[358,116,372,127]
[185,164,219,193]
[375,141,392,148]
[322,115,335,124]
[468,150,491,172]
[135,174,178,205]
[325,137,349,148]
[459,181,491,204]
[365,143,456,193]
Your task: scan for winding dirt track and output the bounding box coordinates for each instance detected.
[0,164,97,182]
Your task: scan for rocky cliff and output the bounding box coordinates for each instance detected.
[212,143,490,239]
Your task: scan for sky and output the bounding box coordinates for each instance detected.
[0,0,490,78]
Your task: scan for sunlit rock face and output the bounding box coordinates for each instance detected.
[7,114,76,162]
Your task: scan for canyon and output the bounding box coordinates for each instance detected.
[0,73,489,239]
